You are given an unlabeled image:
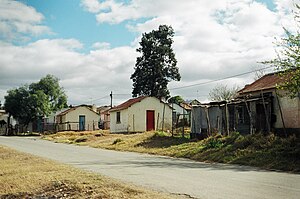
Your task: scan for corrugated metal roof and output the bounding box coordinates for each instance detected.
[238,72,284,94]
[110,96,147,112]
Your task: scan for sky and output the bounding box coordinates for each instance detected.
[0,0,298,107]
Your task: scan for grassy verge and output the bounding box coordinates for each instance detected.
[44,131,300,172]
[0,146,174,199]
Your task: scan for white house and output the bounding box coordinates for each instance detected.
[56,105,100,131]
[110,96,173,133]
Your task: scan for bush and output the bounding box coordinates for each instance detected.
[74,137,88,143]
[204,136,223,149]
[112,138,123,145]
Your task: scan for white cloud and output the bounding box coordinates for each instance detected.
[81,0,102,13]
[0,38,137,105]
[1,0,297,106]
[92,42,111,49]
[0,0,50,41]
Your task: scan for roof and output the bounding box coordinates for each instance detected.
[110,96,147,112]
[238,72,285,94]
[57,105,99,116]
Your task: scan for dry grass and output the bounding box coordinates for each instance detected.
[0,146,175,199]
[44,130,300,172]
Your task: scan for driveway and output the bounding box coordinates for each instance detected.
[0,136,299,199]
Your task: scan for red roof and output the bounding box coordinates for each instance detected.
[238,72,285,94]
[110,96,147,112]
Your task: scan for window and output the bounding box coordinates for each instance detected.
[116,112,121,123]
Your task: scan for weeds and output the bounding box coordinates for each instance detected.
[0,146,172,199]
[43,130,300,172]
[112,138,123,145]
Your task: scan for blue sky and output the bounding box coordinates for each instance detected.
[19,0,138,51]
[0,0,297,106]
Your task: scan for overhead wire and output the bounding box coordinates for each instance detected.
[169,65,275,91]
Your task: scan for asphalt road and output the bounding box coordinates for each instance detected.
[1,136,299,199]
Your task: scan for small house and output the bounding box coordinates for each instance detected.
[237,72,300,135]
[110,96,172,133]
[56,105,100,131]
[191,72,300,137]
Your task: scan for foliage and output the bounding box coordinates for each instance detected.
[131,25,181,99]
[4,85,36,125]
[112,138,123,145]
[209,84,240,101]
[168,95,184,104]
[262,4,300,98]
[4,74,67,126]
[30,74,68,112]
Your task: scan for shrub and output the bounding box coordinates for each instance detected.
[112,138,123,145]
[74,137,88,143]
[204,136,223,149]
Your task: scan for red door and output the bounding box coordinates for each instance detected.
[146,110,155,131]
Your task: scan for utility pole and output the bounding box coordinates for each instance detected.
[110,91,113,108]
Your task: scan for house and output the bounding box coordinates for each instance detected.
[0,109,17,135]
[42,108,69,132]
[56,105,100,131]
[97,105,111,130]
[237,72,300,135]
[109,96,173,133]
[191,72,300,137]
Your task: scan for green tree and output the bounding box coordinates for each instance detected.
[263,5,300,98]
[30,74,68,113]
[209,84,240,101]
[4,86,35,126]
[4,75,68,132]
[168,95,184,104]
[131,25,181,99]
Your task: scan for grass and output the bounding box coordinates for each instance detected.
[43,130,300,172]
[0,146,175,199]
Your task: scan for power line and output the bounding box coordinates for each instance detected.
[170,65,275,91]
[93,95,110,101]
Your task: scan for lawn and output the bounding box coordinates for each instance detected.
[44,130,300,173]
[0,146,175,199]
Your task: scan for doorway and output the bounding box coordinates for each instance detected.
[79,115,86,131]
[146,110,155,131]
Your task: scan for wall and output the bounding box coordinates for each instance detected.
[110,109,129,133]
[273,91,300,130]
[110,97,172,133]
[127,97,172,132]
[59,106,100,131]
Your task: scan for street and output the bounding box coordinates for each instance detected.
[1,136,299,199]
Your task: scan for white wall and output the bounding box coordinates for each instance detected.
[60,106,100,131]
[110,97,172,133]
[110,109,129,133]
[273,93,300,129]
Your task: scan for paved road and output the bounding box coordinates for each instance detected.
[1,136,299,199]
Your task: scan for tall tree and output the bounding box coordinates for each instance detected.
[209,84,240,101]
[30,74,68,113]
[131,25,181,99]
[263,4,300,98]
[4,75,68,130]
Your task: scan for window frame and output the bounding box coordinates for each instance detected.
[116,111,121,124]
